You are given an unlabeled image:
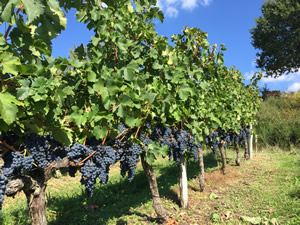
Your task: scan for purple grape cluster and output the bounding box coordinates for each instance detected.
[24,134,66,168]
[205,132,220,154]
[0,174,8,213]
[2,152,25,177]
[234,128,248,145]
[68,143,116,196]
[150,126,201,163]
[80,160,98,197]
[205,127,251,153]
[119,144,141,181]
[67,143,94,164]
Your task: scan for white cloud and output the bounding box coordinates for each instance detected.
[244,70,256,80]
[286,82,300,93]
[244,70,300,83]
[166,0,178,5]
[156,0,164,10]
[261,72,300,83]
[166,7,179,17]
[200,0,213,7]
[156,0,212,18]
[181,0,198,9]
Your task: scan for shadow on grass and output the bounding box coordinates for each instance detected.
[1,150,226,225]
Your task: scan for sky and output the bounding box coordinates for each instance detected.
[51,0,300,93]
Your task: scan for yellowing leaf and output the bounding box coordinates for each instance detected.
[127,2,134,13]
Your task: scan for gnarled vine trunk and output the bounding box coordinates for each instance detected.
[197,148,205,192]
[179,156,188,209]
[25,175,47,225]
[6,171,47,225]
[6,157,70,225]
[218,141,226,175]
[234,136,240,166]
[140,153,169,222]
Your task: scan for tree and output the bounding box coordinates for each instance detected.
[250,0,300,77]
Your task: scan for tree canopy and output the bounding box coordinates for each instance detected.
[250,0,300,77]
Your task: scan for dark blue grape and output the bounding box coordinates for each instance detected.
[0,174,8,213]
[119,144,141,181]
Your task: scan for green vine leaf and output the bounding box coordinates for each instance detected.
[0,52,21,75]
[0,92,21,125]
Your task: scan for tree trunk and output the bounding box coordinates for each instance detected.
[23,169,48,225]
[5,157,70,225]
[197,148,205,192]
[26,184,47,225]
[234,136,240,166]
[140,153,168,222]
[6,172,48,225]
[179,156,188,209]
[219,141,226,174]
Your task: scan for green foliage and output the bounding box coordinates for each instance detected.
[0,0,261,157]
[250,0,300,77]
[255,93,300,149]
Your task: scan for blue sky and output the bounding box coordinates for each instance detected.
[52,0,300,93]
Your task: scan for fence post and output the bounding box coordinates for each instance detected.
[249,125,253,159]
[255,134,258,156]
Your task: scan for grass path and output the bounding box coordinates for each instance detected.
[1,149,299,224]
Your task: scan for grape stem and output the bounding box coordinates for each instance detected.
[134,120,145,139]
[0,141,21,153]
[102,125,109,145]
[72,149,97,167]
[4,2,23,41]
[107,127,131,145]
[82,122,91,146]
[113,135,126,147]
[184,117,193,134]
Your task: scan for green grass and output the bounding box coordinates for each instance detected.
[1,149,299,224]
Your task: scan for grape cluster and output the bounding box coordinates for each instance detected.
[205,127,251,153]
[67,143,94,177]
[245,126,251,139]
[118,122,127,134]
[187,137,202,161]
[150,126,201,163]
[24,134,66,168]
[114,123,132,150]
[139,132,152,146]
[92,146,115,184]
[0,173,8,213]
[2,152,34,177]
[234,128,248,145]
[68,143,116,196]
[80,160,98,197]
[205,132,220,154]
[119,144,141,181]
[67,143,94,164]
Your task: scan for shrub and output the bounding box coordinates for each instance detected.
[255,92,300,149]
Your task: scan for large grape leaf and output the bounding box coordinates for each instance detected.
[0,92,21,125]
[0,52,21,75]
[22,0,44,24]
[0,0,19,22]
